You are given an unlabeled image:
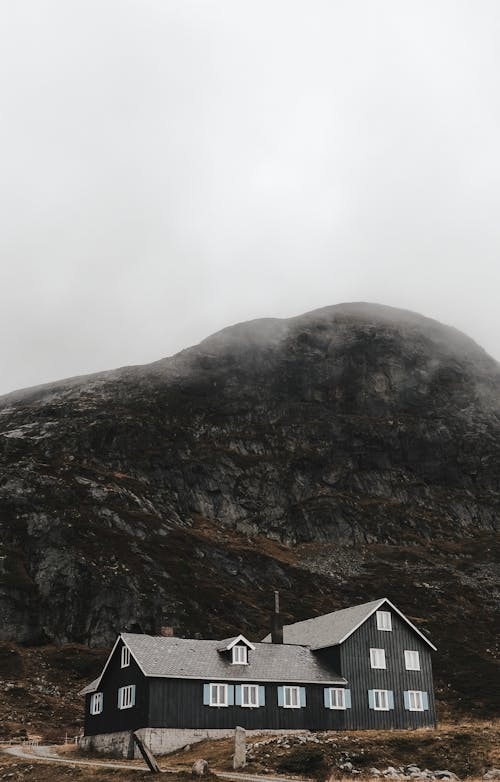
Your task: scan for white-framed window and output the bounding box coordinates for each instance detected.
[328,688,346,709]
[241,684,259,707]
[210,683,228,707]
[370,647,386,669]
[232,645,248,664]
[372,689,390,710]
[117,684,135,710]
[376,610,392,631]
[407,690,424,711]
[90,692,103,715]
[284,686,301,708]
[404,650,420,670]
[121,645,130,668]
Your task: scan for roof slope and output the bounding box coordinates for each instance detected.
[262,598,436,651]
[81,634,346,694]
[122,634,345,683]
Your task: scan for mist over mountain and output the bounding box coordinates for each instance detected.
[0,303,498,716]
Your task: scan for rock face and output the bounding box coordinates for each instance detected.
[0,303,499,715]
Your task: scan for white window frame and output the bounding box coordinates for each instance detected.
[232,645,248,665]
[373,689,390,711]
[283,686,301,709]
[90,692,103,715]
[121,645,130,668]
[370,647,387,669]
[376,610,392,631]
[241,684,259,708]
[404,650,421,670]
[328,688,346,710]
[117,684,135,710]
[209,683,228,707]
[407,690,424,711]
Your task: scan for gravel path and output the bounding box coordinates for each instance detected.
[4,744,307,782]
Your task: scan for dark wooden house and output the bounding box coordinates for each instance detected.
[81,598,436,752]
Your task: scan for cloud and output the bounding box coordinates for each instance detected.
[1,0,500,393]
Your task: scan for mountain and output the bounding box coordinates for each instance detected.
[0,302,499,716]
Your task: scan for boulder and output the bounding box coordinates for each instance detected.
[192,759,209,776]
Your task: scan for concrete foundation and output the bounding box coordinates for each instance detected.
[79,727,305,759]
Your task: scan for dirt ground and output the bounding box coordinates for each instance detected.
[166,720,500,778]
[0,750,197,782]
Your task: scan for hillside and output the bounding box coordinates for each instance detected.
[0,302,499,717]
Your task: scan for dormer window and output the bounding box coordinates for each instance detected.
[232,645,248,665]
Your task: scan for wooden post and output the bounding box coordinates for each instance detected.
[132,732,161,773]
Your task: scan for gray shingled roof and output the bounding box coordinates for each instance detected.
[81,634,346,694]
[123,634,345,683]
[262,598,436,651]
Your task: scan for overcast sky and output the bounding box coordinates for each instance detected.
[2,1,500,395]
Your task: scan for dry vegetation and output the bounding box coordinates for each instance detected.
[166,721,500,779]
[0,643,107,742]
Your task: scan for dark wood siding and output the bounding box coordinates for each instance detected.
[323,606,436,730]
[148,679,348,731]
[84,640,148,736]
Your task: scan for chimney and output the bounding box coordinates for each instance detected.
[271,590,284,644]
[160,626,175,637]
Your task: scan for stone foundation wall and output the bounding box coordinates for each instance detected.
[79,727,306,758]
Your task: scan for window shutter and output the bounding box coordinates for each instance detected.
[404,691,410,710]
[324,688,330,708]
[422,691,429,711]
[300,687,306,707]
[277,686,284,707]
[388,690,394,710]
[203,684,210,705]
[131,686,136,707]
[368,690,375,709]
[117,688,121,708]
[259,686,265,707]
[345,689,352,709]
[227,685,234,706]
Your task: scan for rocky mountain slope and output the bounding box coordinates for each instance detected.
[0,303,499,716]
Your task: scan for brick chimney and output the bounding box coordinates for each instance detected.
[271,591,284,644]
[160,626,175,637]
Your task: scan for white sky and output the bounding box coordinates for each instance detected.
[2,1,500,395]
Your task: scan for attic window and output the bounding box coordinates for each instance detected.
[232,645,248,664]
[376,610,392,631]
[121,646,130,668]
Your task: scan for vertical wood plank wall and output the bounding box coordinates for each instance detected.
[84,640,149,736]
[338,609,436,729]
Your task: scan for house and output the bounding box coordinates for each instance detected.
[80,597,436,757]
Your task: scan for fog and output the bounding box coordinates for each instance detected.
[2,1,500,395]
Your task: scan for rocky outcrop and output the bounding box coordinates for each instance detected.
[0,303,499,715]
